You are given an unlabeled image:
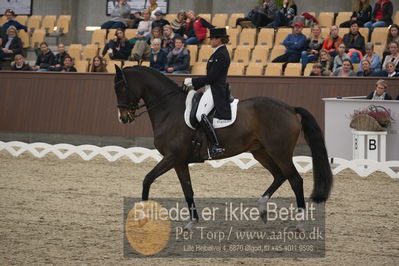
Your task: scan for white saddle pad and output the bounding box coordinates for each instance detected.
[184,89,239,130]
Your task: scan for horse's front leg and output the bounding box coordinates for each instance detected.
[174,164,199,231]
[142,156,175,201]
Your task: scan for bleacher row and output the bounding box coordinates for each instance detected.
[3,11,399,74]
[72,10,398,74]
[0,15,71,48]
[82,26,392,74]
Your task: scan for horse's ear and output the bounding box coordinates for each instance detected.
[115,65,127,84]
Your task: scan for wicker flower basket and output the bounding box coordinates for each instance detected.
[350,114,386,131]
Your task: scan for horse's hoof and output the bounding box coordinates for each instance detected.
[183,219,198,232]
[260,211,267,224]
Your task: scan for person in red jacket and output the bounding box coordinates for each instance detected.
[364,0,393,32]
[181,10,214,45]
[321,25,343,58]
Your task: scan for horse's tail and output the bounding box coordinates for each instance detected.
[294,107,333,203]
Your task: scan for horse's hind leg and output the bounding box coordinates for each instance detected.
[253,149,306,231]
[251,150,287,222]
[273,157,306,231]
[277,162,305,211]
[174,164,199,231]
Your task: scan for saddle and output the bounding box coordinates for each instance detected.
[184,86,238,130]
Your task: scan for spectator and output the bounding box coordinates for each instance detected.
[169,11,186,34]
[342,21,365,63]
[131,26,162,61]
[90,56,108,72]
[60,55,77,72]
[0,26,22,60]
[332,59,357,76]
[152,11,170,32]
[266,0,297,29]
[309,63,325,76]
[383,62,399,77]
[272,22,306,64]
[340,0,372,28]
[318,49,332,75]
[300,24,324,69]
[364,0,393,32]
[11,54,32,71]
[181,10,214,45]
[332,43,351,72]
[322,25,343,58]
[358,42,381,72]
[150,38,167,71]
[366,79,393,100]
[148,0,162,20]
[382,41,399,71]
[357,59,375,76]
[1,9,29,38]
[49,43,69,71]
[162,24,180,53]
[34,42,55,71]
[102,28,131,60]
[130,11,143,29]
[101,0,131,30]
[164,37,190,74]
[129,9,152,46]
[236,0,278,28]
[148,26,163,45]
[382,24,399,62]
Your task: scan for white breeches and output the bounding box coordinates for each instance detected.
[196,85,214,122]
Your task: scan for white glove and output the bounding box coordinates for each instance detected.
[182,78,193,91]
[184,78,193,87]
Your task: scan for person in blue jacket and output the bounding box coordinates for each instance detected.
[149,38,167,71]
[1,9,29,38]
[272,22,307,64]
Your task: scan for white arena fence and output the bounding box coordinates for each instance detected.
[1,141,398,179]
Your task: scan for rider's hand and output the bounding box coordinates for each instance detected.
[182,78,193,92]
[184,78,192,87]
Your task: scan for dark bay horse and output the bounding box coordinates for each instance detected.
[114,65,333,230]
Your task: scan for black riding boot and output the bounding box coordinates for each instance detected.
[200,114,225,158]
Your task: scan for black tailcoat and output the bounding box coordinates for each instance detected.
[192,45,231,120]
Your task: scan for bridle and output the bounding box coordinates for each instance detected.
[115,79,179,121]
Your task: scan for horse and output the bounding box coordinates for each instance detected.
[113,65,333,230]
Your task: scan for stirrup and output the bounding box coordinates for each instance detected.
[208,146,225,159]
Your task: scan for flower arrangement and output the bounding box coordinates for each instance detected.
[349,105,394,131]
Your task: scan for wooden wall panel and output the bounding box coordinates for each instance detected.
[1,72,398,144]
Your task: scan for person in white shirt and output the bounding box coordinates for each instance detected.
[366,79,393,100]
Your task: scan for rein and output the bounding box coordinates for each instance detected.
[116,79,180,119]
[129,90,180,118]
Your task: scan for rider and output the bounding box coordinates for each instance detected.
[183,28,231,158]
